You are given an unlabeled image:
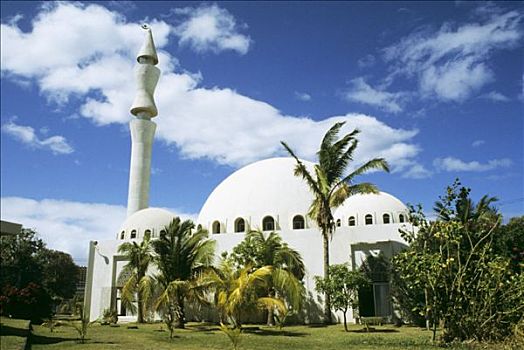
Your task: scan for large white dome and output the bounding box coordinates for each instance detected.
[334,192,409,226]
[118,207,175,240]
[198,157,315,233]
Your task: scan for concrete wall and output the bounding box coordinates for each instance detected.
[86,222,410,322]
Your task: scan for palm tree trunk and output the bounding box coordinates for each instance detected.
[137,297,144,323]
[322,231,332,324]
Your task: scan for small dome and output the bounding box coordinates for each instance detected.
[118,207,174,240]
[197,157,315,233]
[334,192,408,225]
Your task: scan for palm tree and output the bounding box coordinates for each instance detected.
[152,217,215,329]
[281,121,389,323]
[231,230,305,326]
[204,259,286,328]
[117,231,154,323]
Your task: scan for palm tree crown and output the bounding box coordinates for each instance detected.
[281,121,389,323]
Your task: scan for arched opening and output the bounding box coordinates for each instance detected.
[292,215,305,230]
[130,230,137,239]
[262,216,275,231]
[212,221,221,234]
[159,230,166,237]
[348,216,356,226]
[365,214,373,225]
[144,229,152,238]
[336,219,341,227]
[399,214,405,223]
[234,218,245,233]
[382,214,390,224]
[120,231,125,240]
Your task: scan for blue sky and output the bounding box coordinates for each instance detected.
[1,1,523,264]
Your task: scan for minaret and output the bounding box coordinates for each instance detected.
[126,25,160,217]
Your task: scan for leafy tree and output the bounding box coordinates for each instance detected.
[0,228,78,320]
[118,231,154,323]
[281,121,389,323]
[152,217,215,330]
[0,228,45,289]
[37,249,78,301]
[493,216,524,273]
[229,230,305,326]
[392,183,524,343]
[314,264,369,331]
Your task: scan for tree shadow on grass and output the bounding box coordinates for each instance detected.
[243,328,309,337]
[29,333,75,345]
[348,328,399,333]
[0,325,30,338]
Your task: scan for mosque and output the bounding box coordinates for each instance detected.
[84,27,411,324]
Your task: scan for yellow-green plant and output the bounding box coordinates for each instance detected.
[220,322,242,350]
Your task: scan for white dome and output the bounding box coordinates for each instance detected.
[197,157,315,233]
[334,192,408,226]
[118,207,175,240]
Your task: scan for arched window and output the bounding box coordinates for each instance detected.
[292,215,305,230]
[120,231,125,240]
[336,219,341,227]
[144,229,152,238]
[262,216,275,231]
[130,230,137,239]
[212,221,221,234]
[399,214,405,223]
[348,216,356,226]
[365,214,373,225]
[234,218,245,233]
[383,214,390,224]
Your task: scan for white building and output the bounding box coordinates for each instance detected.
[84,28,411,324]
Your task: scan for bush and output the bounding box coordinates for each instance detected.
[0,283,53,322]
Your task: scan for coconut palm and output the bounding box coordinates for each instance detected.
[281,121,389,323]
[230,230,305,325]
[117,231,154,323]
[152,217,215,329]
[205,259,286,328]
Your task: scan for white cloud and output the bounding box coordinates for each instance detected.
[0,2,423,175]
[402,164,432,179]
[344,78,405,113]
[172,4,251,55]
[294,91,312,101]
[472,139,485,147]
[0,197,196,264]
[479,91,510,102]
[433,156,512,172]
[2,121,74,154]
[384,8,523,102]
[357,54,376,68]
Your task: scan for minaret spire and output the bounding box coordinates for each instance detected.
[126,25,161,217]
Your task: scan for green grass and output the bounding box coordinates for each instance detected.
[29,322,429,350]
[5,321,515,350]
[0,317,31,350]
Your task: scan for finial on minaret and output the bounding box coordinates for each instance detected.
[130,24,160,118]
[136,24,159,65]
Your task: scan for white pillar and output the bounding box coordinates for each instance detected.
[127,118,156,216]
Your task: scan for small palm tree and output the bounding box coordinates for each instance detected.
[205,259,286,328]
[152,217,215,330]
[281,121,389,323]
[231,230,305,326]
[118,231,154,323]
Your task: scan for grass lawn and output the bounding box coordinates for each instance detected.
[0,317,31,350]
[0,320,509,350]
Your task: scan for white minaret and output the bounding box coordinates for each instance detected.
[126,25,160,217]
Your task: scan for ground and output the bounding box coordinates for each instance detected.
[2,317,521,349]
